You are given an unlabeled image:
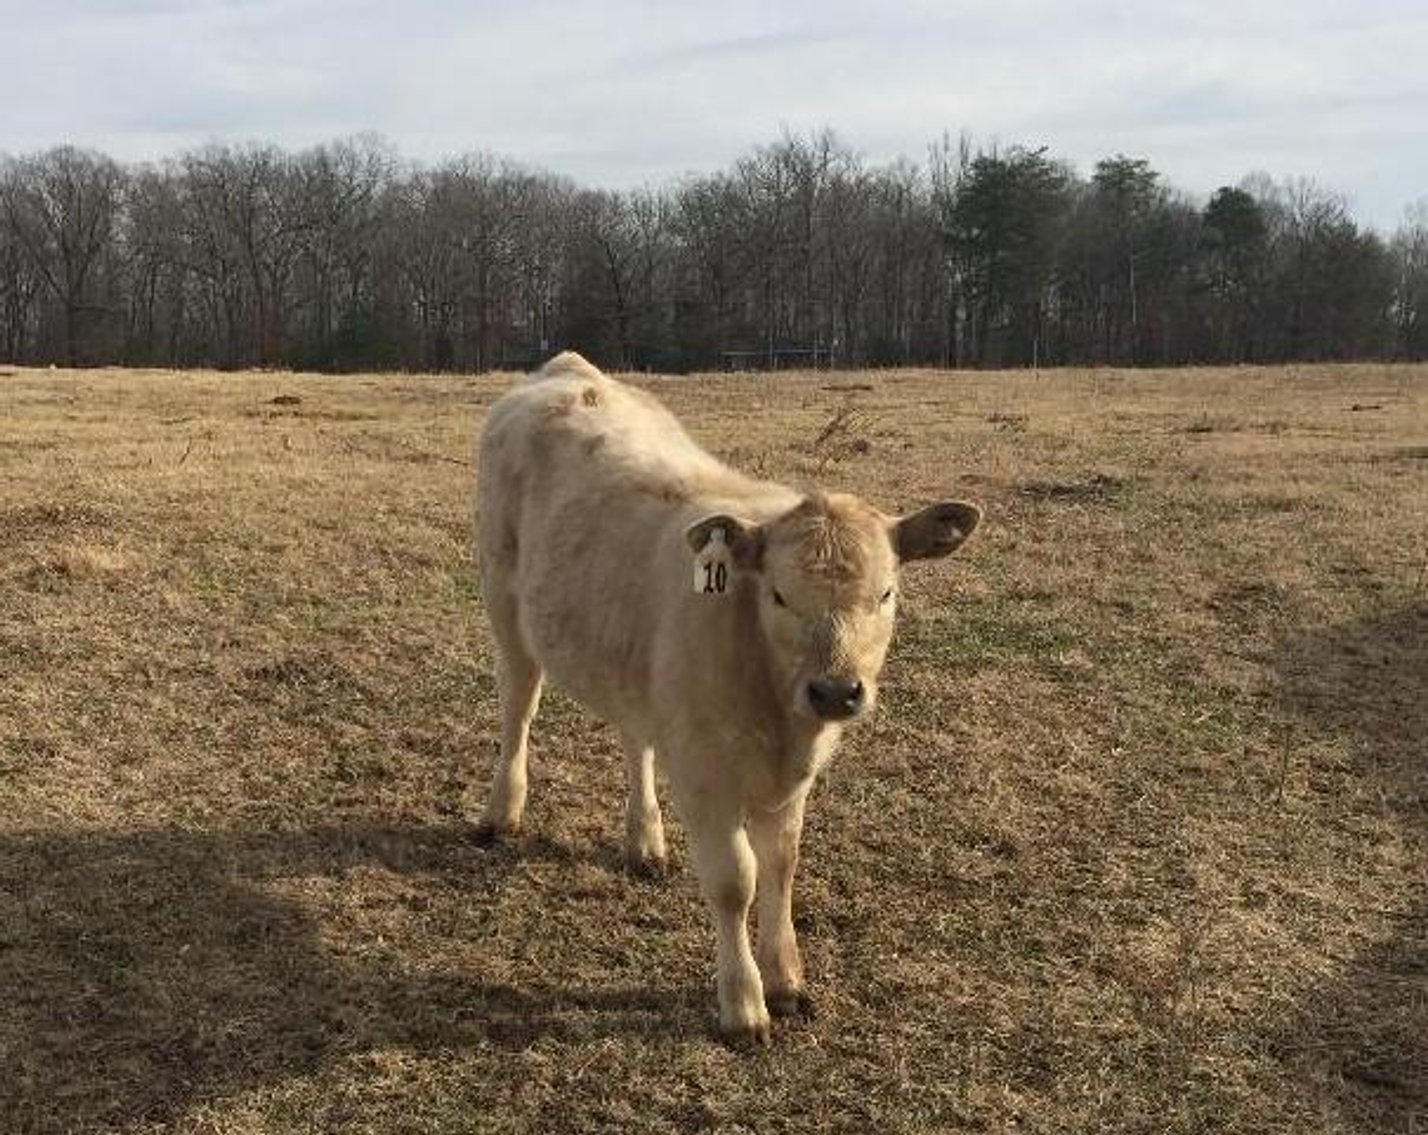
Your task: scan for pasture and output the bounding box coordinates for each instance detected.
[1,362,1424,1134]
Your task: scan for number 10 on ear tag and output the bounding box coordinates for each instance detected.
[693,527,732,595]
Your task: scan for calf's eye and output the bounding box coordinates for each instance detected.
[772,589,787,608]
[880,587,894,604]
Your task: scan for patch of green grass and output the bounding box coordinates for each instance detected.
[898,605,1082,676]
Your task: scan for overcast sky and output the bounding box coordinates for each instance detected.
[4,0,1426,230]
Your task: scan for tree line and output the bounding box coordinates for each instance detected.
[2,131,1425,372]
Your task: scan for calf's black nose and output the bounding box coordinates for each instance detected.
[807,677,865,719]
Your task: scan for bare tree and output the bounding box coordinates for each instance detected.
[176,143,306,367]
[505,171,574,366]
[1247,176,1394,360]
[0,167,45,360]
[0,147,125,364]
[672,173,748,364]
[287,135,397,369]
[929,132,974,365]
[1390,200,1428,359]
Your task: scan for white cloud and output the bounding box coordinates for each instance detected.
[1,0,1424,227]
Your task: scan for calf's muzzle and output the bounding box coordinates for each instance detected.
[806,677,866,720]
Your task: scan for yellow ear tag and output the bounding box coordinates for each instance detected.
[693,527,732,595]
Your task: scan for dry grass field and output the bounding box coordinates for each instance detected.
[1,361,1424,1134]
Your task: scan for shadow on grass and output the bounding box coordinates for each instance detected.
[0,823,701,1133]
[1265,602,1427,1133]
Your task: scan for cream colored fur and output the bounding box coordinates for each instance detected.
[474,351,980,1043]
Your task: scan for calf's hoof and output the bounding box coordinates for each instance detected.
[473,820,520,847]
[720,1017,772,1049]
[718,992,773,1048]
[766,989,816,1021]
[625,850,670,879]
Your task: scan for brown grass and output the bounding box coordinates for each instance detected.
[1,363,1424,1134]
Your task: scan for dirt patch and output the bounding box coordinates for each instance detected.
[0,502,111,538]
[1018,471,1131,503]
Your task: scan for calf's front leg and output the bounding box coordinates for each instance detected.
[683,804,770,1044]
[747,792,811,1017]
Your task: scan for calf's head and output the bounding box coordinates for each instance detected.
[686,493,981,723]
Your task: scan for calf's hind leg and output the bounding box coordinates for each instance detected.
[476,593,543,840]
[622,733,667,872]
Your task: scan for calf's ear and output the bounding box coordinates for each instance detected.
[685,513,765,571]
[893,501,982,562]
